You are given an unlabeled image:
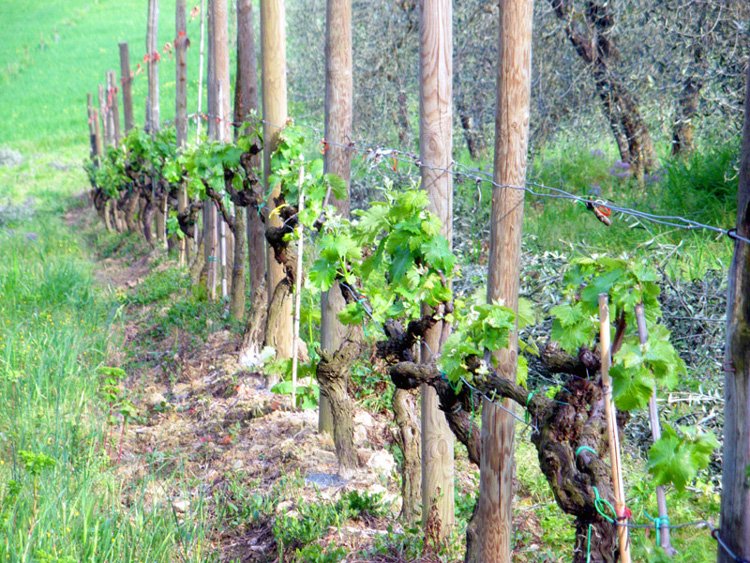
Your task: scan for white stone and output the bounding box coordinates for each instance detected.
[366,450,396,477]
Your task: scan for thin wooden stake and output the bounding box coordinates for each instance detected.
[118,42,134,132]
[196,0,207,142]
[635,304,676,555]
[599,293,632,563]
[290,165,305,409]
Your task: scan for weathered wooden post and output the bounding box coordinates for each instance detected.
[260,0,293,382]
[98,83,110,146]
[176,0,189,265]
[118,42,134,132]
[718,60,750,563]
[319,0,353,435]
[86,93,99,160]
[235,0,265,313]
[419,0,454,538]
[468,0,533,560]
[107,70,121,146]
[146,0,160,134]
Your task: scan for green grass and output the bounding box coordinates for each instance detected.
[0,210,214,561]
[0,0,208,152]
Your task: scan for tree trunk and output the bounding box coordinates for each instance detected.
[419,0,455,540]
[718,60,750,563]
[260,0,292,367]
[316,332,361,477]
[393,388,421,525]
[470,0,533,560]
[118,42,134,133]
[264,278,292,387]
[320,0,353,436]
[548,0,654,179]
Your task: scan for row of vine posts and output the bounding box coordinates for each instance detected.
[82,0,750,561]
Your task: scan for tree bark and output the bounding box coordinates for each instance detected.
[419,0,455,540]
[230,204,246,320]
[470,0,533,560]
[260,0,292,369]
[316,332,361,477]
[320,0,354,435]
[718,60,750,563]
[393,388,422,525]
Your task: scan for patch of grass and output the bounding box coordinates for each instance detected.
[129,265,191,305]
[0,212,212,560]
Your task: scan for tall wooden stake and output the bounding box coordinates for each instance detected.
[261,0,292,380]
[599,294,631,563]
[107,71,121,146]
[419,0,454,538]
[291,166,305,409]
[635,304,675,555]
[470,0,533,560]
[146,0,160,134]
[118,42,134,133]
[98,84,109,147]
[176,0,189,265]
[86,94,98,160]
[319,0,353,435]
[235,0,261,318]
[718,60,750,563]
[196,0,207,142]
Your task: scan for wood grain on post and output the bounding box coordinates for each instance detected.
[718,60,750,563]
[419,0,454,538]
[93,108,104,161]
[320,0,353,435]
[260,0,293,372]
[235,0,265,308]
[473,0,533,560]
[118,42,134,132]
[599,294,631,563]
[107,71,121,146]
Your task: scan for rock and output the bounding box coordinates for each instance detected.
[366,450,396,477]
[353,425,368,445]
[0,147,22,167]
[145,392,167,411]
[354,411,375,428]
[172,499,190,513]
[275,500,294,514]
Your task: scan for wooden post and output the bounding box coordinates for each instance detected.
[419,0,454,538]
[635,304,675,555]
[291,166,305,409]
[176,0,189,265]
[235,0,264,314]
[599,294,631,563]
[98,83,109,147]
[319,0,353,435]
[196,0,207,141]
[261,0,293,377]
[107,71,121,146]
[118,42,134,133]
[718,60,750,563]
[470,0,533,560]
[146,0,160,134]
[86,94,98,160]
[93,107,104,160]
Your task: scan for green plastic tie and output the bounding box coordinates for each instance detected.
[645,512,669,546]
[592,486,616,524]
[207,255,217,263]
[586,523,592,563]
[576,445,598,458]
